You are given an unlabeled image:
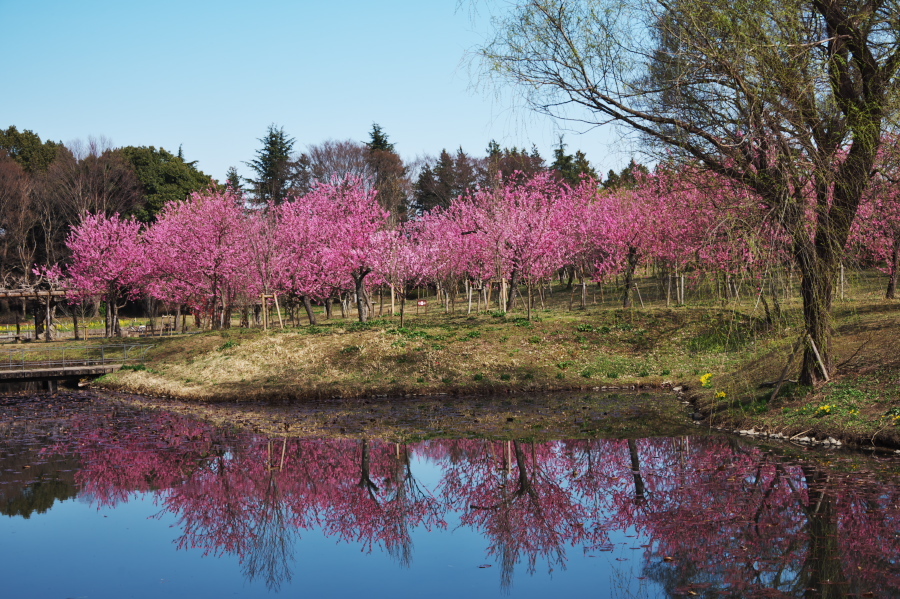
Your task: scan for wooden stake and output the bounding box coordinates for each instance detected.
[807,334,830,382]
[273,294,284,329]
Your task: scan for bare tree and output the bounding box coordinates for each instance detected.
[0,152,38,285]
[300,139,372,188]
[479,0,900,385]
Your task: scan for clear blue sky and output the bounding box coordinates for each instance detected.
[2,0,632,182]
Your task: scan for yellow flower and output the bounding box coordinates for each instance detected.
[715,390,727,399]
[699,373,713,388]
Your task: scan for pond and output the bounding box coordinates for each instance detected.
[2,392,899,598]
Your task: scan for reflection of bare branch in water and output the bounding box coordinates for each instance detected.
[356,440,445,569]
[172,440,297,592]
[467,440,573,592]
[243,468,296,591]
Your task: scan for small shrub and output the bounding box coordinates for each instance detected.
[598,326,611,334]
[473,373,484,381]
[500,373,512,381]
[661,369,671,376]
[417,377,425,383]
[555,372,564,380]
[638,370,650,377]
[512,318,532,328]
[217,340,238,351]
[556,361,575,370]
[528,335,541,344]
[580,369,593,378]
[340,345,362,355]
[441,377,453,384]
[606,372,619,379]
[490,310,506,318]
[575,324,594,332]
[464,330,482,340]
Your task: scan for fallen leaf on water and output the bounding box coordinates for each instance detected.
[478,564,492,569]
[663,556,675,562]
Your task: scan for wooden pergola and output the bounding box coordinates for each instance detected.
[0,289,74,342]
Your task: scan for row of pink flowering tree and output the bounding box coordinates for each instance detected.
[61,166,898,336]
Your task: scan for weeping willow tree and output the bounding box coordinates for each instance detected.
[479,0,900,385]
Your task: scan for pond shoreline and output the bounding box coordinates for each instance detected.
[88,301,900,449]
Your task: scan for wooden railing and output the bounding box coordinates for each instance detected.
[0,344,154,372]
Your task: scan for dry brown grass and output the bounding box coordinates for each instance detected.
[98,304,773,403]
[86,274,900,446]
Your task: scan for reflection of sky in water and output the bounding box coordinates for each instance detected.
[3,466,656,599]
[4,404,900,599]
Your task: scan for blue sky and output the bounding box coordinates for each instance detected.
[3,0,632,182]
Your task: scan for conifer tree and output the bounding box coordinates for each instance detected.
[246,124,295,205]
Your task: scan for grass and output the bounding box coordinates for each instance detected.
[694,301,900,447]
[95,299,770,404]
[36,270,896,447]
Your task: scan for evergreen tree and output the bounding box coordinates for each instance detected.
[121,146,212,222]
[0,126,62,173]
[480,143,545,187]
[601,159,648,190]
[551,137,598,186]
[366,123,395,152]
[412,148,479,213]
[364,124,408,223]
[246,124,295,205]
[225,166,242,192]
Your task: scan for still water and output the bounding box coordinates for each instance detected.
[2,393,900,598]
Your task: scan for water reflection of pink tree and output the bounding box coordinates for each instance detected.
[436,439,604,589]
[46,411,900,596]
[318,439,446,567]
[159,437,447,589]
[594,438,900,597]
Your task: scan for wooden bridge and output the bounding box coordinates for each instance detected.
[0,343,153,383]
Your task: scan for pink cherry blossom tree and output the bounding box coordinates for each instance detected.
[143,188,252,329]
[66,213,146,336]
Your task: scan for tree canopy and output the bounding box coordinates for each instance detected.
[0,126,62,173]
[121,146,212,222]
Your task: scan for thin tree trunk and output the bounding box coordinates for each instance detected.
[301,295,317,326]
[505,270,520,312]
[886,236,900,299]
[622,246,639,308]
[353,271,370,323]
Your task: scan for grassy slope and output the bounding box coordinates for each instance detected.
[93,277,900,446]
